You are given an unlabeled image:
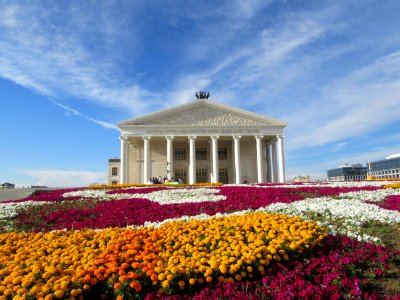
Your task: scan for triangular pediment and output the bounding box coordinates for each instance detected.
[118,100,286,127]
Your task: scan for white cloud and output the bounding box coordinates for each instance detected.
[1,1,399,151]
[166,74,212,106]
[19,169,107,188]
[166,8,330,110]
[49,99,118,130]
[83,116,119,130]
[330,141,350,153]
[0,4,19,28]
[0,2,156,114]
[49,99,80,116]
[231,0,271,19]
[287,51,400,149]
[0,1,332,117]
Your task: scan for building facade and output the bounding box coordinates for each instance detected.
[292,175,311,183]
[107,158,121,185]
[367,154,400,179]
[116,98,287,184]
[327,164,367,181]
[0,182,15,189]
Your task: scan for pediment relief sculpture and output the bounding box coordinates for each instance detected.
[139,107,274,126]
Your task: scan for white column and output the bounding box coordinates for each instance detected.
[166,136,174,180]
[233,135,241,184]
[211,136,219,183]
[271,140,278,183]
[134,146,140,184]
[119,136,129,184]
[277,135,285,183]
[266,143,272,183]
[143,136,151,184]
[188,136,197,184]
[255,135,264,183]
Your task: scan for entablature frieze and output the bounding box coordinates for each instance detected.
[120,125,284,137]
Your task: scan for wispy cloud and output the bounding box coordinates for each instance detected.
[0,2,157,115]
[83,116,119,130]
[18,169,107,187]
[1,0,399,154]
[167,7,331,108]
[0,1,334,116]
[49,99,118,130]
[287,50,400,149]
[330,141,350,153]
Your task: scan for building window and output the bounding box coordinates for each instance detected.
[111,180,118,185]
[219,168,228,184]
[112,167,118,176]
[196,168,208,183]
[196,148,207,160]
[175,148,186,160]
[175,169,187,183]
[218,148,227,160]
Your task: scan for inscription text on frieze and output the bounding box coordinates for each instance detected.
[145,128,261,135]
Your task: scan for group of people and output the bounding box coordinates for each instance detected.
[148,176,182,184]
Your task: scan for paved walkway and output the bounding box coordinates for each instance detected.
[0,188,55,202]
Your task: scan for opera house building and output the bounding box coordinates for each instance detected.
[115,97,287,185]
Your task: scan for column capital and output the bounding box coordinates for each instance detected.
[188,136,197,140]
[119,136,128,142]
[255,135,264,140]
[143,136,151,141]
[210,135,220,140]
[232,135,241,139]
[165,136,174,140]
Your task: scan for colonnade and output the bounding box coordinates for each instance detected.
[119,135,285,184]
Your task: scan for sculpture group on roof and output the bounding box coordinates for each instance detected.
[195,91,210,99]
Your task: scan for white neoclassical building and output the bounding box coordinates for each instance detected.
[117,98,287,184]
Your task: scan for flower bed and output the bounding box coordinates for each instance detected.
[0,181,399,299]
[377,195,400,212]
[0,213,325,299]
[152,235,396,300]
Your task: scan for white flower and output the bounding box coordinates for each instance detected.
[0,200,49,221]
[47,183,400,243]
[63,188,226,205]
[339,188,400,202]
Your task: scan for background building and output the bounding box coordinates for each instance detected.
[0,182,15,189]
[327,164,367,181]
[107,158,121,185]
[292,175,311,183]
[367,154,400,179]
[116,96,287,184]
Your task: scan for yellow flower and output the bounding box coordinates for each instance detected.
[162,280,170,288]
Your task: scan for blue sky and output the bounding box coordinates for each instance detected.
[0,0,399,187]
